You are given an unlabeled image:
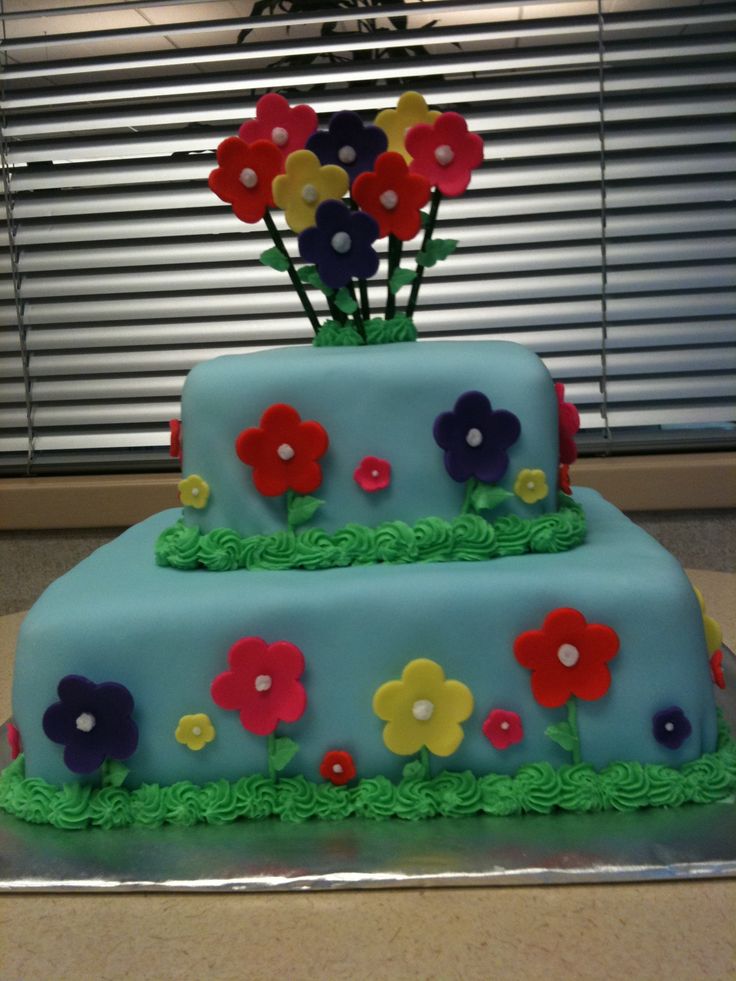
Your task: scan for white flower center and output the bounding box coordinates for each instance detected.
[371,469,379,478]
[338,144,357,165]
[301,183,319,205]
[665,721,675,732]
[190,486,200,497]
[332,763,344,774]
[331,231,352,255]
[526,481,536,491]
[557,643,580,668]
[277,443,295,461]
[255,674,272,692]
[75,712,96,733]
[500,721,510,731]
[239,167,258,189]
[434,144,454,166]
[191,726,202,737]
[379,189,398,210]
[465,427,483,448]
[412,698,434,722]
[271,126,288,147]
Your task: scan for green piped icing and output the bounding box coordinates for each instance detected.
[312,316,417,347]
[1,716,733,830]
[156,495,586,572]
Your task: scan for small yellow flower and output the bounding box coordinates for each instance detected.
[175,713,216,751]
[373,658,473,757]
[374,92,440,162]
[693,586,723,655]
[272,150,349,233]
[178,474,210,509]
[514,468,549,505]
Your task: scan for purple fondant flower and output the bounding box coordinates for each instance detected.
[42,674,138,774]
[433,391,521,484]
[652,706,692,750]
[299,199,379,290]
[306,110,387,184]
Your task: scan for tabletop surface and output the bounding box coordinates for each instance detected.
[1,569,734,981]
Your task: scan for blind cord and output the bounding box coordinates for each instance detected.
[597,0,612,452]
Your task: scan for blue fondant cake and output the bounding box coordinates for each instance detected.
[2,341,732,829]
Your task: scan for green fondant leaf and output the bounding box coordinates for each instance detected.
[270,736,299,772]
[470,483,513,512]
[389,266,417,295]
[101,759,130,788]
[288,494,323,528]
[402,759,426,781]
[334,287,358,314]
[259,246,290,272]
[545,721,578,753]
[298,264,333,295]
[418,238,458,268]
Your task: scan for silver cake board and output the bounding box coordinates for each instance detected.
[1,654,734,893]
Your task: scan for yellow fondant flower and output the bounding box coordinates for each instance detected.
[374,92,440,162]
[272,150,349,233]
[372,658,473,757]
[514,468,549,505]
[178,474,210,509]
[175,713,216,751]
[693,587,723,655]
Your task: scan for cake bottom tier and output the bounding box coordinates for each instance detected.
[4,488,733,828]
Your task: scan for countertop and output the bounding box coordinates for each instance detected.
[1,569,734,981]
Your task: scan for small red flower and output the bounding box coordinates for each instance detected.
[352,152,431,240]
[555,383,580,465]
[353,455,391,493]
[320,749,356,786]
[169,419,182,461]
[405,112,484,197]
[209,137,283,224]
[211,636,306,736]
[236,403,329,497]
[514,608,620,709]
[6,722,21,760]
[482,710,523,750]
[558,463,572,495]
[239,93,318,164]
[710,649,726,690]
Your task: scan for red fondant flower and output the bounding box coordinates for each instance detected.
[558,463,572,495]
[710,649,726,690]
[6,722,21,761]
[514,608,620,709]
[211,636,306,736]
[352,152,431,240]
[482,710,523,750]
[169,419,182,461]
[236,403,329,497]
[354,455,391,493]
[320,749,356,786]
[555,383,580,465]
[238,92,318,164]
[209,137,283,224]
[405,112,484,197]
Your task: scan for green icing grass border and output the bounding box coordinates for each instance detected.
[2,715,733,830]
[155,495,586,572]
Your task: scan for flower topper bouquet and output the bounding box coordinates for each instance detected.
[209,91,484,346]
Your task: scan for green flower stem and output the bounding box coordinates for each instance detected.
[419,745,431,780]
[262,209,321,335]
[461,478,477,515]
[267,732,277,782]
[405,187,442,320]
[349,284,367,342]
[359,279,370,321]
[567,698,581,765]
[385,234,402,319]
[326,294,347,325]
[285,490,296,535]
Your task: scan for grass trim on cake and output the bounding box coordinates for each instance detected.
[156,494,586,572]
[2,715,733,830]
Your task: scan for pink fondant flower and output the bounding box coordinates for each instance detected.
[320,749,356,786]
[555,383,580,465]
[354,455,391,493]
[211,636,306,736]
[239,93,318,164]
[6,722,21,760]
[710,649,726,690]
[482,710,523,750]
[405,112,484,197]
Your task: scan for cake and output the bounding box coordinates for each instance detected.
[1,93,732,830]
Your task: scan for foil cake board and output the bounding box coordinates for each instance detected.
[1,656,734,893]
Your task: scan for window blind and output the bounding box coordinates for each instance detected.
[1,0,735,474]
